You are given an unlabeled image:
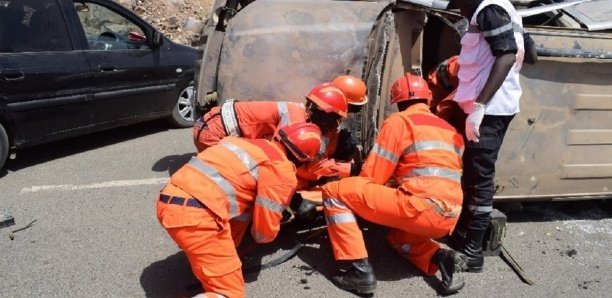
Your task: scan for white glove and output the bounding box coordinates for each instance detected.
[465,102,486,142]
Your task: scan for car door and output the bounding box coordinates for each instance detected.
[0,0,93,147]
[70,0,176,125]
[486,2,612,200]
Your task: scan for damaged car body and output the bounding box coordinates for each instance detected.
[196,0,612,201]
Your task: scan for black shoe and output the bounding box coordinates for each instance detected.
[463,228,486,273]
[331,259,377,294]
[433,249,467,295]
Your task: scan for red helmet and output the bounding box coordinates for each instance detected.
[274,122,322,163]
[390,73,432,104]
[305,83,348,118]
[333,75,368,106]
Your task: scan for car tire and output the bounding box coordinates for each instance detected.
[169,80,195,127]
[0,123,9,172]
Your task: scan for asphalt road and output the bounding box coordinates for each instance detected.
[1,120,610,297]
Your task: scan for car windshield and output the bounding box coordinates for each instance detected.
[562,0,612,31]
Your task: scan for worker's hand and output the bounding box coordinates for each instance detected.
[289,193,318,220]
[465,102,486,142]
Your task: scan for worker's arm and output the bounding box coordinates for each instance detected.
[360,116,407,184]
[523,32,538,65]
[475,5,517,106]
[251,161,297,243]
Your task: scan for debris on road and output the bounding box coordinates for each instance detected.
[8,219,37,241]
[0,215,15,229]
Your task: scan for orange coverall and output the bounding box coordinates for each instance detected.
[427,55,466,133]
[192,100,351,187]
[192,100,308,152]
[322,103,465,275]
[157,137,297,297]
[295,130,353,186]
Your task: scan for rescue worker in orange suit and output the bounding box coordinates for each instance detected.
[157,122,322,298]
[427,55,465,133]
[296,76,367,187]
[192,100,308,152]
[448,0,532,273]
[321,73,467,295]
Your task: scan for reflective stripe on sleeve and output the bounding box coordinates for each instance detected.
[371,143,399,164]
[468,205,493,213]
[188,157,239,218]
[220,141,259,180]
[221,99,241,137]
[323,197,348,209]
[403,141,463,156]
[255,195,286,214]
[325,213,356,225]
[403,167,461,183]
[482,22,518,37]
[277,102,290,127]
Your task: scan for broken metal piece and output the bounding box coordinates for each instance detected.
[500,244,536,286]
[0,214,15,229]
[8,219,37,241]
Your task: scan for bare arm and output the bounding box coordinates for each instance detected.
[476,52,515,105]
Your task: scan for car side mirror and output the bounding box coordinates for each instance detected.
[150,31,163,48]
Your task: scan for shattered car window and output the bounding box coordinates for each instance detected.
[75,2,149,50]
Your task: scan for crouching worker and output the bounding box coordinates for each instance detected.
[157,122,322,298]
[321,73,467,295]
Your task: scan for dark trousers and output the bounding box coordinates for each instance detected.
[457,114,514,234]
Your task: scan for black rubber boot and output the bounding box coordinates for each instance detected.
[331,259,377,294]
[463,227,486,272]
[433,249,467,295]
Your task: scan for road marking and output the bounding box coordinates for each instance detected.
[20,178,169,194]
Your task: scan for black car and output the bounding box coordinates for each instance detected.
[0,0,198,171]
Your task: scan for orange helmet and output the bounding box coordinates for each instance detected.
[305,83,348,118]
[390,73,432,104]
[333,75,368,106]
[275,122,322,163]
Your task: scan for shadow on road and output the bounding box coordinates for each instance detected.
[497,200,612,223]
[140,251,202,298]
[3,119,174,175]
[152,152,195,176]
[240,217,422,287]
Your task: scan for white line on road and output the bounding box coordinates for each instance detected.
[20,178,169,194]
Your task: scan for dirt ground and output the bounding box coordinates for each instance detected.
[116,0,214,46]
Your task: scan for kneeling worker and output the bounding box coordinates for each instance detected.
[321,73,467,295]
[157,122,322,298]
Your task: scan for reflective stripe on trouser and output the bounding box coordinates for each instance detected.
[322,177,458,275]
[157,198,245,298]
[461,115,514,232]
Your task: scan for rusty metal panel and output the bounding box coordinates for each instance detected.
[215,0,391,104]
[562,164,612,178]
[495,52,612,200]
[567,129,612,145]
[573,94,612,109]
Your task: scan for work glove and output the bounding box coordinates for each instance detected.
[465,102,486,143]
[289,192,318,221]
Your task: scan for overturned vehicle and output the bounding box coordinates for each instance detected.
[195,0,612,202]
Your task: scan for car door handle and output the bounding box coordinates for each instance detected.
[98,64,117,72]
[0,69,25,82]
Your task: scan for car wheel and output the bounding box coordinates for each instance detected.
[169,81,195,127]
[0,123,8,172]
